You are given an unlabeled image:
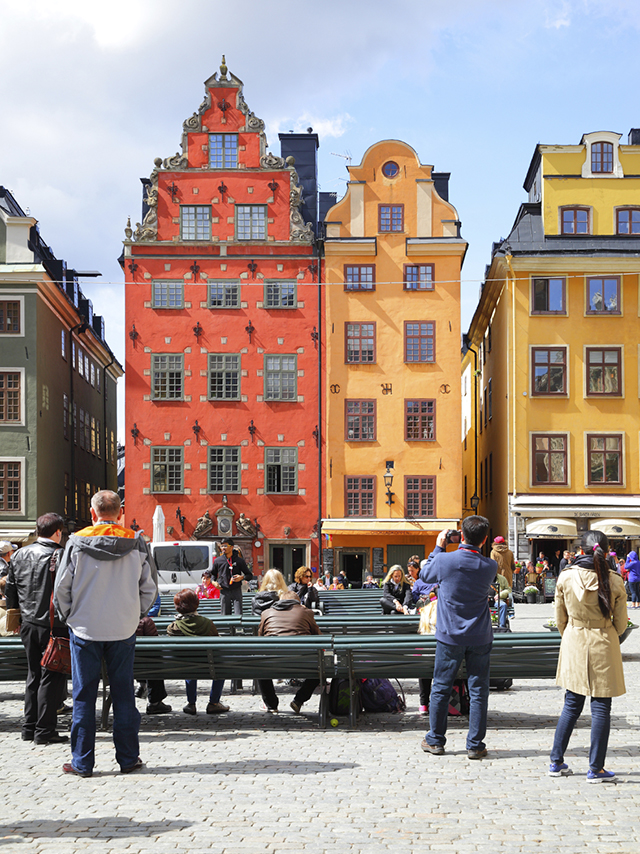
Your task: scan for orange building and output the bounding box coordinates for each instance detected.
[123,61,320,580]
[321,141,467,583]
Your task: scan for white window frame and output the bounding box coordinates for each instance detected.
[0,456,26,515]
[0,295,25,338]
[0,367,26,426]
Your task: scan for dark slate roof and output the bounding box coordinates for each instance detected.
[494,203,640,258]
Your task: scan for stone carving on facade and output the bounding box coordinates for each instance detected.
[192,510,213,539]
[260,152,286,169]
[236,513,257,538]
[237,89,265,132]
[133,169,159,242]
[183,111,201,133]
[286,157,314,243]
[163,152,188,169]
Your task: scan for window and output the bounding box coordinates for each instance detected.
[488,378,492,421]
[78,350,84,379]
[96,419,101,458]
[73,403,77,445]
[96,370,100,394]
[487,324,492,353]
[84,353,90,381]
[152,281,184,309]
[181,206,210,240]
[72,342,76,370]
[587,434,623,484]
[236,205,266,240]
[484,458,488,497]
[531,278,565,314]
[208,354,240,400]
[532,434,568,485]
[345,323,376,364]
[405,399,435,440]
[110,431,115,466]
[344,265,375,291]
[152,355,184,400]
[489,453,493,494]
[90,363,95,388]
[265,448,298,493]
[64,472,70,515]
[345,476,375,516]
[79,409,85,450]
[345,400,376,441]
[592,141,613,174]
[63,394,69,440]
[404,265,434,291]
[265,281,296,308]
[208,447,240,493]
[382,161,399,178]
[90,417,96,454]
[616,208,640,235]
[151,447,184,493]
[61,330,66,360]
[264,355,297,401]
[209,281,240,308]
[405,476,436,517]
[0,301,20,334]
[587,277,620,314]
[561,207,589,234]
[532,347,567,395]
[0,373,20,422]
[209,133,238,168]
[84,411,90,451]
[0,461,21,510]
[379,204,403,232]
[586,348,621,396]
[405,321,435,362]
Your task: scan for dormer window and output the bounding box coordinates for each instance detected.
[591,142,613,173]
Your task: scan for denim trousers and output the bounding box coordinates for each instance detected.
[629,581,640,603]
[69,631,140,774]
[185,679,224,705]
[550,689,612,772]
[427,639,492,751]
[498,601,508,627]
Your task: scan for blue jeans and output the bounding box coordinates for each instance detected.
[498,601,508,627]
[550,690,612,772]
[185,679,224,705]
[427,640,492,751]
[69,631,140,774]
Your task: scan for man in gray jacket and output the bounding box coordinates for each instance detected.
[54,490,157,777]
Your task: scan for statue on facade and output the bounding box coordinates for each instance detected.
[236,513,257,538]
[193,510,213,539]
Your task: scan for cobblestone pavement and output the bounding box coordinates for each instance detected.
[1,603,639,853]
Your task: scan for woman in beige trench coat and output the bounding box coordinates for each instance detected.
[549,530,627,782]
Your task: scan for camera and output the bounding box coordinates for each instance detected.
[445,529,461,544]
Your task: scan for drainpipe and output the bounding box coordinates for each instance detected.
[504,253,517,502]
[466,339,480,511]
[102,349,116,489]
[316,243,323,578]
[68,321,88,526]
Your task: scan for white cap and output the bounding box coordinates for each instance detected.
[0,541,13,556]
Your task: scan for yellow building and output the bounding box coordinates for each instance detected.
[321,141,467,583]
[464,129,640,563]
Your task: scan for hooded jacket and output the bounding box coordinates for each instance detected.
[166,612,218,637]
[54,523,158,642]
[489,543,515,587]
[258,599,321,636]
[625,550,640,584]
[554,555,627,697]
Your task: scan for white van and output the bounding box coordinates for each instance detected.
[149,541,215,593]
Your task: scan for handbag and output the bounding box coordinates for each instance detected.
[418,598,437,635]
[40,551,72,675]
[6,608,21,633]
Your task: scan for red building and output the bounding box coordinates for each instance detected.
[123,60,320,580]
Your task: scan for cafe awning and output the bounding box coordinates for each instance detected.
[321,518,459,536]
[525,518,577,538]
[590,518,640,538]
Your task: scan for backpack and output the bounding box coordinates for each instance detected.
[328,678,361,716]
[360,678,406,713]
[448,680,470,716]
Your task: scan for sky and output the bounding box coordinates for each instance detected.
[2,0,640,442]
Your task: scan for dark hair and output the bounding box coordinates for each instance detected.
[220,537,234,547]
[461,515,490,547]
[36,513,64,539]
[201,570,212,578]
[582,530,613,618]
[174,588,199,615]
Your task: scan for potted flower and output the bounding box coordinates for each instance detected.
[524,584,538,604]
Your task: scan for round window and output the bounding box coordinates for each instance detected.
[382,161,399,178]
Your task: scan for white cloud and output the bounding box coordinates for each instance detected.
[268,112,354,141]
[545,1,571,28]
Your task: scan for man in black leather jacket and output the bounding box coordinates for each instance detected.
[5,513,69,744]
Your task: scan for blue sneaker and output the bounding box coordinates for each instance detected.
[587,769,616,783]
[548,762,572,777]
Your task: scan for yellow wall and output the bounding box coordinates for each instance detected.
[324,140,465,546]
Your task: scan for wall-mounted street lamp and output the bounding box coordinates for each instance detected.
[470,493,480,511]
[384,464,395,507]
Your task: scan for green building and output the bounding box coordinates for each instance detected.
[0,186,123,543]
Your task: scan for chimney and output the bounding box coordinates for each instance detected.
[628,129,640,145]
[279,132,319,235]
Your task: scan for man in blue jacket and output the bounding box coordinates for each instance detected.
[419,515,497,759]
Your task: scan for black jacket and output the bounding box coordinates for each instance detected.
[5,539,64,628]
[212,552,253,592]
[251,590,278,616]
[288,582,320,610]
[380,581,413,611]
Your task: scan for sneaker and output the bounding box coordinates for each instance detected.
[206,702,229,714]
[264,705,278,714]
[120,757,144,774]
[549,762,572,777]
[468,748,488,760]
[57,704,72,715]
[419,705,428,714]
[420,739,444,755]
[62,763,92,778]
[587,769,616,784]
[182,703,197,715]
[290,700,301,714]
[146,702,172,714]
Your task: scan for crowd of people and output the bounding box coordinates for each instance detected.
[0,494,634,783]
